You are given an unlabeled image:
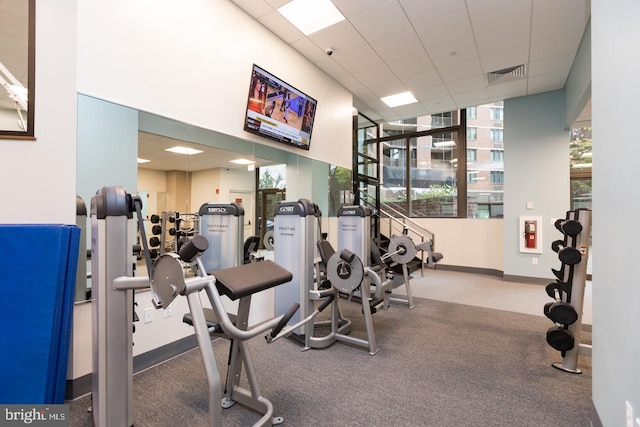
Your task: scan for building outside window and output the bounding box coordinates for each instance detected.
[380,102,504,218]
[467,126,477,140]
[490,128,503,142]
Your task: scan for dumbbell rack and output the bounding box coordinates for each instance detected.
[544,208,592,373]
[148,211,200,258]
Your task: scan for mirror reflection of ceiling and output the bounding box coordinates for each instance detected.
[0,0,28,111]
[137,131,278,172]
[230,0,590,124]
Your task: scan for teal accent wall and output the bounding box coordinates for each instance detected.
[503,90,570,278]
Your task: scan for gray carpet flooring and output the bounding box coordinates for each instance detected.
[69,297,591,426]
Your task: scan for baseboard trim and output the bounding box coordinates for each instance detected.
[434,264,503,277]
[65,335,199,401]
[502,274,550,285]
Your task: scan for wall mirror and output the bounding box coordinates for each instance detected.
[76,95,350,302]
[0,0,35,138]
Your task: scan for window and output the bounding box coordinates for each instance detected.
[491,150,503,162]
[467,107,477,120]
[490,107,503,121]
[491,171,504,184]
[376,103,503,219]
[467,127,477,140]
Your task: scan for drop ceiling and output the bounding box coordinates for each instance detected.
[229,0,591,124]
[138,131,278,172]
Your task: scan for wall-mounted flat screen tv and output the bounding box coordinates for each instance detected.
[243,64,317,151]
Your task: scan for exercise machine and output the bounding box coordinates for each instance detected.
[91,186,332,426]
[152,235,333,426]
[90,186,153,427]
[544,208,592,373]
[198,202,244,271]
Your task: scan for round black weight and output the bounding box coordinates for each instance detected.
[168,228,176,236]
[559,246,581,265]
[546,327,574,352]
[168,216,176,223]
[152,225,162,235]
[149,236,161,247]
[546,302,578,325]
[150,214,160,224]
[560,220,582,237]
[149,249,158,259]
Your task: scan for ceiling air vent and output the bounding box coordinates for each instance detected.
[487,64,527,85]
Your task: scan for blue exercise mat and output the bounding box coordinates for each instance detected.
[0,224,80,404]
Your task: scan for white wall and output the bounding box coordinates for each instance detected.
[412,218,504,271]
[592,1,640,425]
[76,0,352,169]
[503,90,570,279]
[0,0,77,224]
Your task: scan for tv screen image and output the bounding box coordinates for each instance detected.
[243,64,317,150]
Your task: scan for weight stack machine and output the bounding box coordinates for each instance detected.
[198,202,244,272]
[273,199,318,336]
[336,205,372,266]
[544,208,592,374]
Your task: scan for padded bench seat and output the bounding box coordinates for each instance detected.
[212,260,292,301]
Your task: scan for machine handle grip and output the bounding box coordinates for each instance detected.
[179,235,209,262]
[317,293,335,312]
[270,303,300,338]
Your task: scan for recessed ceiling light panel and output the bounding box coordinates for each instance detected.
[165,146,203,155]
[278,0,345,35]
[381,91,418,108]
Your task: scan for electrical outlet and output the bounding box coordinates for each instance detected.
[626,401,633,427]
[532,258,538,265]
[144,308,154,324]
[163,305,173,318]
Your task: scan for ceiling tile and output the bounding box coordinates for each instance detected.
[527,71,567,94]
[290,37,330,63]
[445,74,487,94]
[413,83,450,101]
[387,52,436,78]
[400,0,468,27]
[230,0,273,19]
[308,20,367,53]
[332,0,389,18]
[331,44,383,74]
[533,0,588,16]
[414,9,473,45]
[528,52,574,78]
[468,0,532,34]
[530,29,584,61]
[352,64,398,89]
[439,58,483,83]
[486,79,527,99]
[369,30,425,63]
[479,43,530,73]
[425,37,479,68]
[401,69,443,91]
[313,57,350,79]
[349,1,411,42]
[531,3,590,41]
[474,19,531,56]
[451,87,492,108]
[257,10,304,44]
